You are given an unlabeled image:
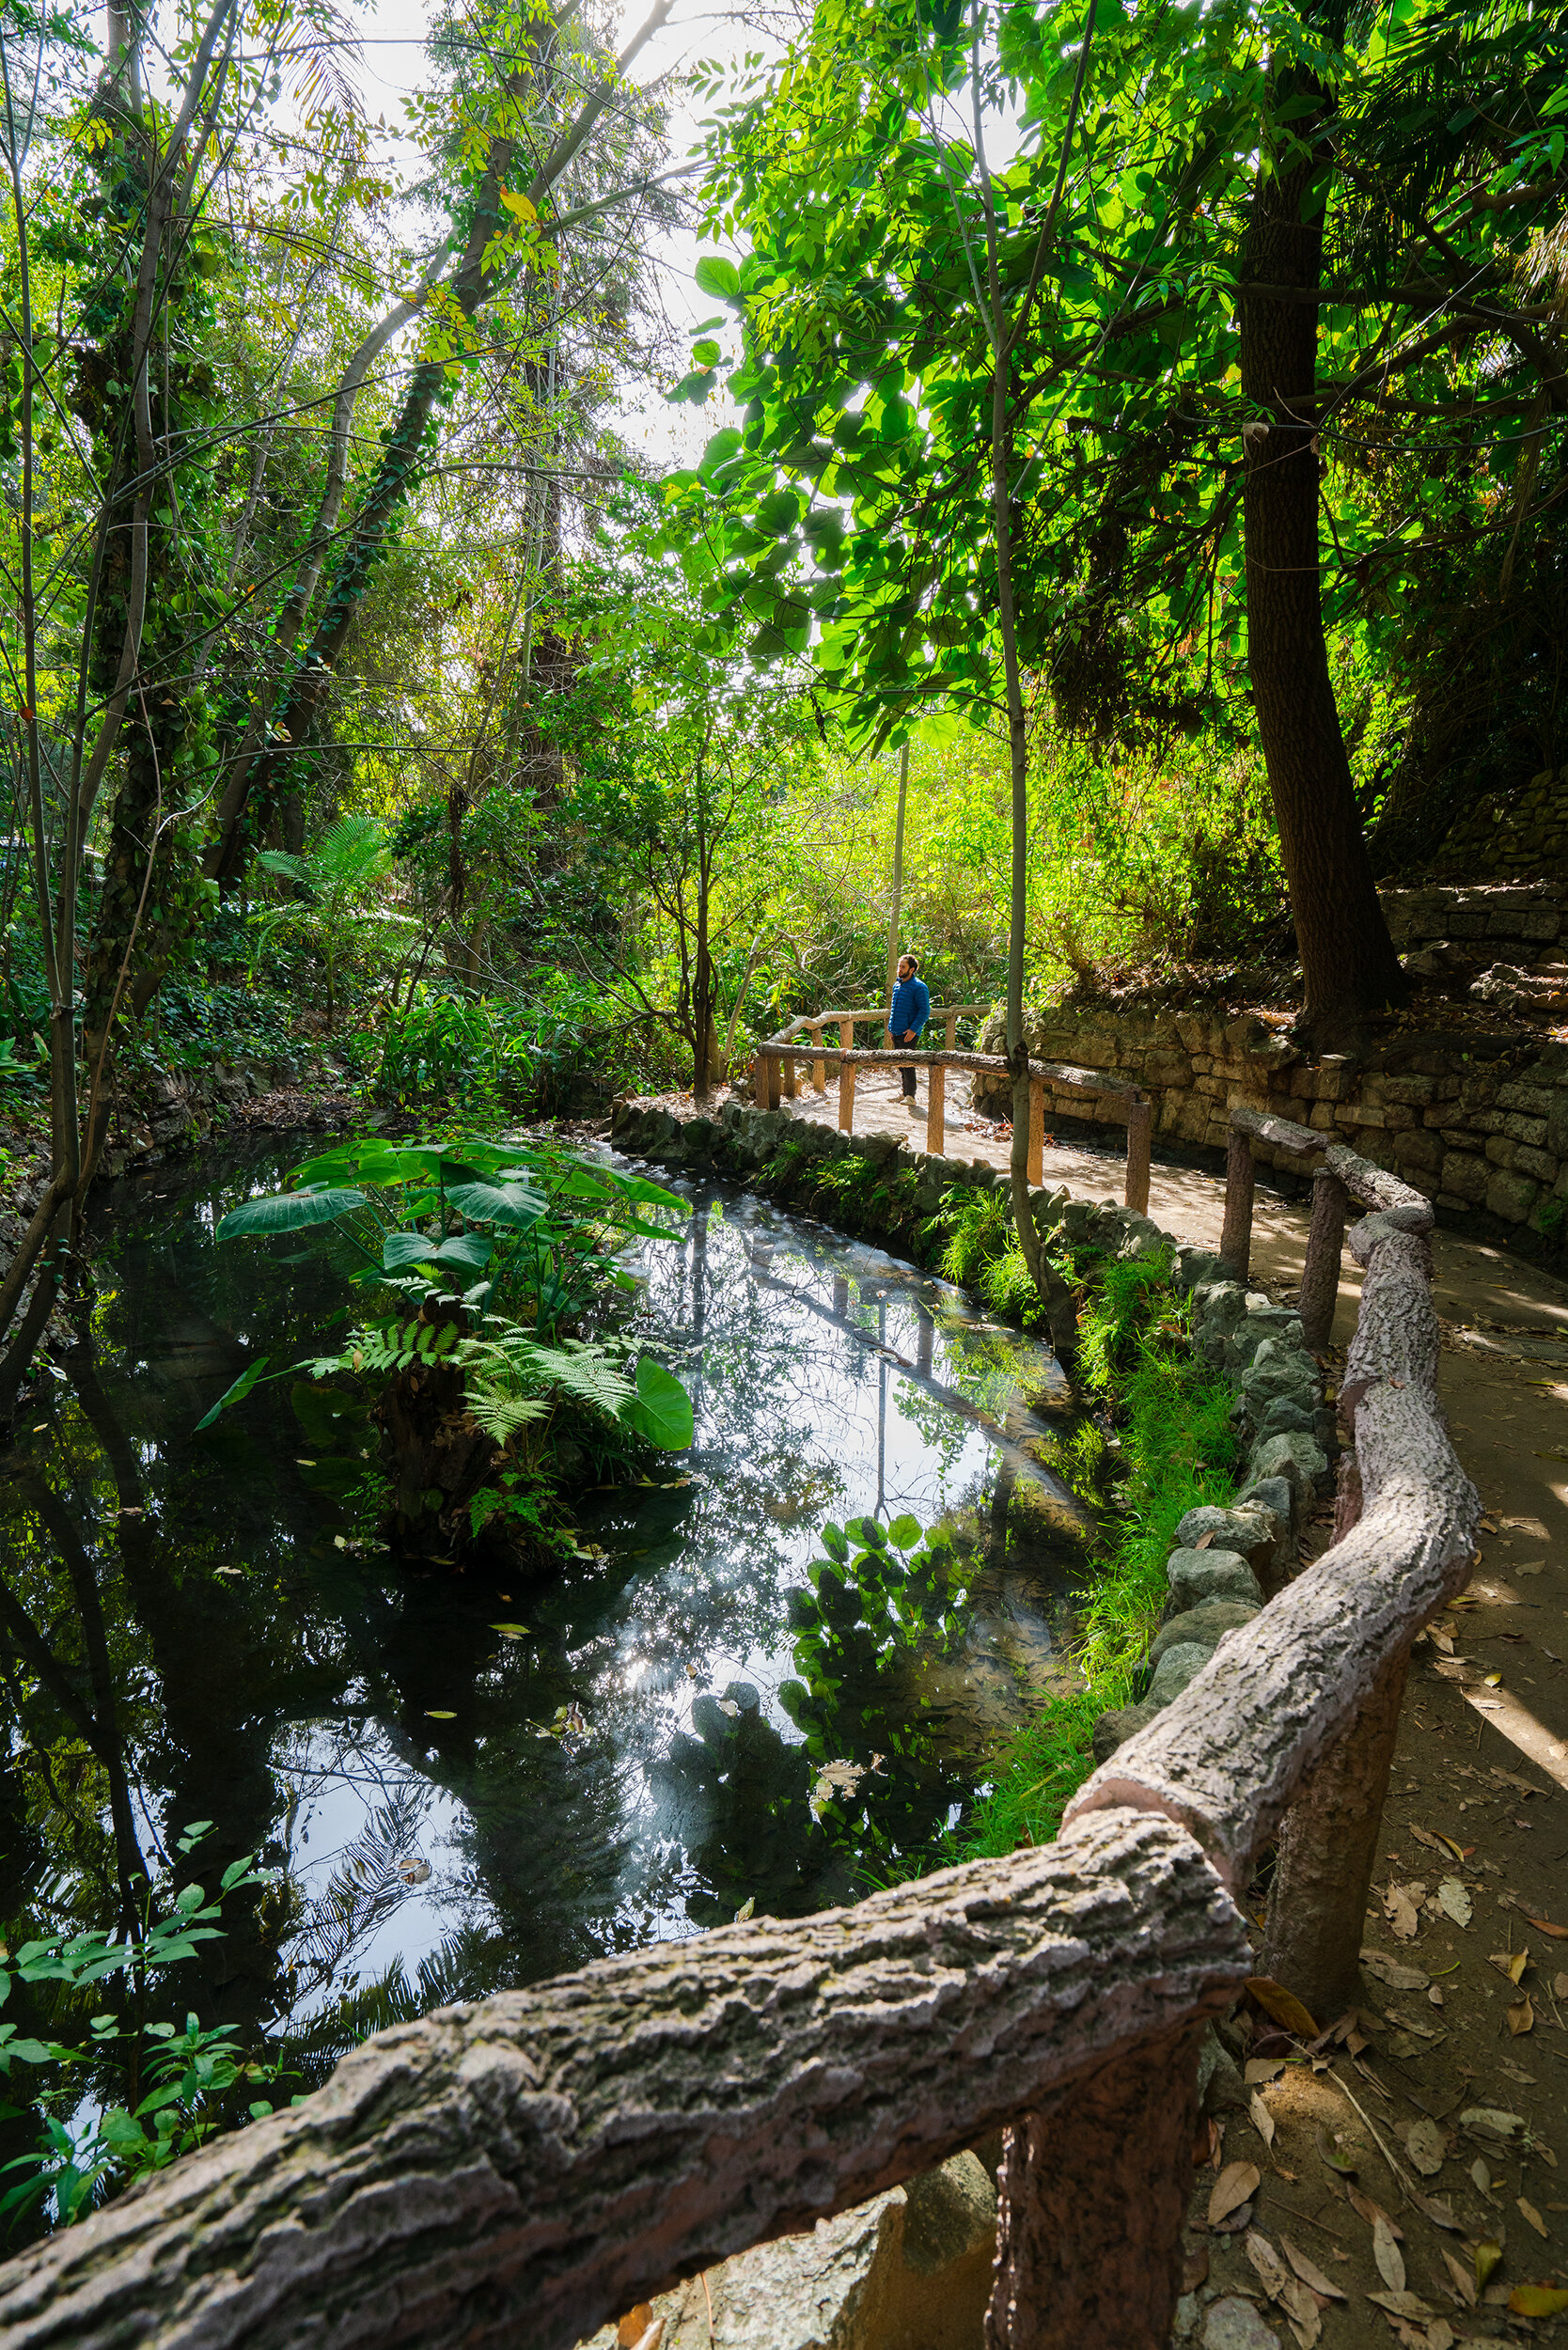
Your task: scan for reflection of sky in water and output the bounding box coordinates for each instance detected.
[2,1148,1084,2042]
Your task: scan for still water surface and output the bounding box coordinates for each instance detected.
[0,1137,1087,2056]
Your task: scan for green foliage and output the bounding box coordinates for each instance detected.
[962,1262,1240,1855]
[204,1134,694,1557]
[0,1827,287,2233]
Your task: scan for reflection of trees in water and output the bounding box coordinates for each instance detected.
[0,1149,1081,2166]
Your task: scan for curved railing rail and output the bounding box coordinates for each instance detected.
[755,1003,1153,1211]
[0,1115,1476,2350]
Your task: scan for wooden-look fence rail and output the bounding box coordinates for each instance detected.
[754,1004,1154,1214]
[0,1116,1476,2350]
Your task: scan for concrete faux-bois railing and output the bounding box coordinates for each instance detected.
[0,1113,1477,2350]
[754,1002,1156,1212]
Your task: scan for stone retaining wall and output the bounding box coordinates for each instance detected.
[972,884,1568,1261]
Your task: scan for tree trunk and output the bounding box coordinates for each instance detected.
[885,740,908,1007]
[1239,63,1406,1046]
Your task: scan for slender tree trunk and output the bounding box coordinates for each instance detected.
[1239,59,1405,1046]
[885,740,908,1006]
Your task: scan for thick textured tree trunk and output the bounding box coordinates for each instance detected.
[1238,70,1406,1047]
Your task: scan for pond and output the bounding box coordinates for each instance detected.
[0,1136,1092,2078]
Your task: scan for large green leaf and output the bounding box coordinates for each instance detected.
[382,1230,494,1274]
[446,1180,545,1230]
[694,254,742,300]
[195,1355,277,1432]
[624,1357,694,1450]
[217,1188,366,1240]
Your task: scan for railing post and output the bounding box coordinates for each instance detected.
[927,1061,946,1158]
[1124,1096,1152,1214]
[945,1011,959,1052]
[759,1051,781,1111]
[810,1026,824,1093]
[987,2021,1204,2350]
[1219,1127,1255,1280]
[1298,1167,1347,1352]
[1261,1643,1411,2023]
[839,1057,856,1136]
[782,1051,797,1100]
[1027,1075,1044,1185]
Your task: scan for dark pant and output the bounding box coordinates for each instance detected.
[891,1032,917,1095]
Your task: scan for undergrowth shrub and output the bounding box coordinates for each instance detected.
[961,1250,1241,1856]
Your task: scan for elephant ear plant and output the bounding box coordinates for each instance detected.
[199,1136,694,1562]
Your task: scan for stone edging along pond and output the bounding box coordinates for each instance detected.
[609,1094,1337,1776]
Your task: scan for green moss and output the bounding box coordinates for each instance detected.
[960,1256,1240,1856]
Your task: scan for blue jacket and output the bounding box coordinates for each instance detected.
[888,972,931,1039]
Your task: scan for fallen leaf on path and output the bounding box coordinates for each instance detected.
[1436,1878,1472,1927]
[1408,2187,1462,2231]
[617,2307,654,2347]
[1498,2059,1537,2085]
[1506,1993,1535,2035]
[1274,2236,1344,2302]
[1278,2279,1322,2347]
[1404,2118,1446,2177]
[1316,2126,1357,2175]
[1208,2160,1261,2227]
[1471,2155,1493,2193]
[1510,2285,1568,2317]
[1463,2107,1528,2146]
[1384,1883,1423,1940]
[1440,2248,1478,2309]
[1248,2091,1277,2151]
[1245,2230,1289,2300]
[1247,1976,1320,2038]
[1195,1530,1215,1549]
[1245,2057,1285,2085]
[1366,2289,1434,2319]
[1489,1949,1529,1984]
[1517,2196,1548,2239]
[1361,1949,1430,1990]
[1373,2213,1407,2294]
[1475,2240,1503,2289]
[1346,2187,1400,2236]
[1557,1971,1568,2000]
[1525,1914,1568,1939]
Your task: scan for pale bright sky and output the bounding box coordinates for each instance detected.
[352,0,758,473]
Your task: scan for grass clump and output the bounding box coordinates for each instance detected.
[961,1246,1241,1856]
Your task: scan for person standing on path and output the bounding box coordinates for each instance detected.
[887,952,931,1113]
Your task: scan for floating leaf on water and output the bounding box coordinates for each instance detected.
[734,1895,755,1922]
[490,1623,530,1637]
[1208,2161,1261,2228]
[424,1710,456,1719]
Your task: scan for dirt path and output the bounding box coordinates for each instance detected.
[778,1073,1568,2346]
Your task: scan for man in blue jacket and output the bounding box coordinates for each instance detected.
[887,951,931,1113]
